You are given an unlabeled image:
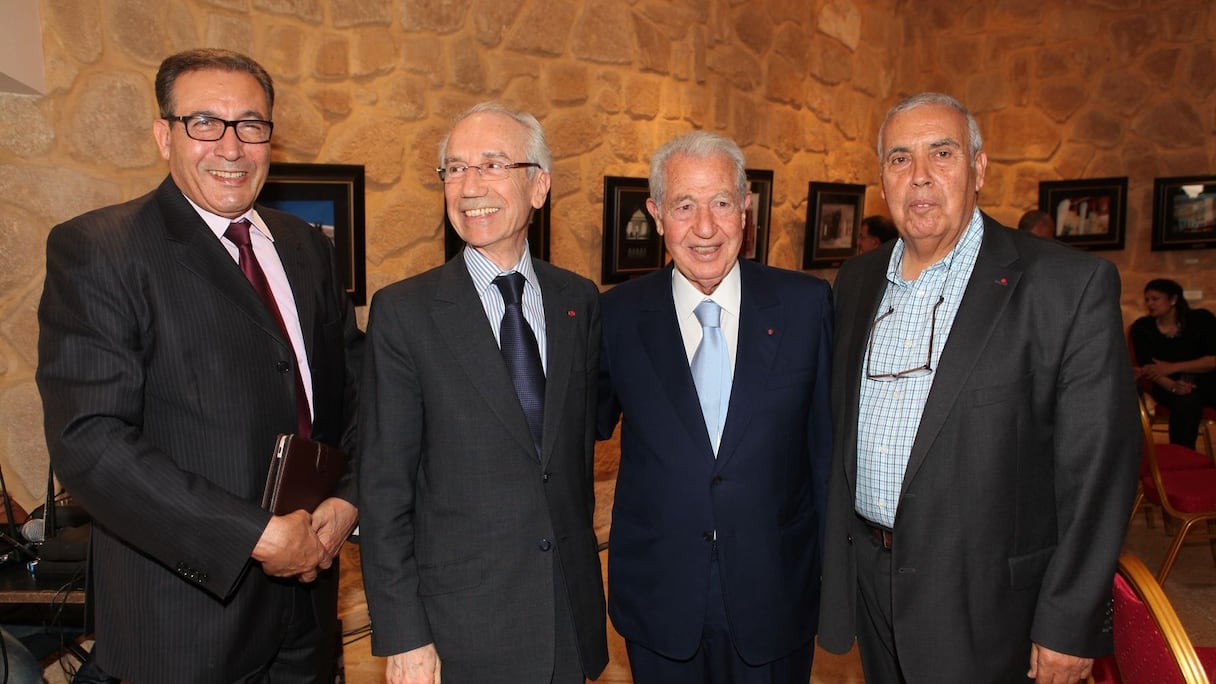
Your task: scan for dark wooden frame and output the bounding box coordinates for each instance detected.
[601,176,665,284]
[743,169,774,264]
[1037,177,1127,251]
[1151,175,1216,252]
[803,182,865,269]
[259,163,367,305]
[444,196,551,262]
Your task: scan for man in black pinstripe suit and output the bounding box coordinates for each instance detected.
[36,49,361,683]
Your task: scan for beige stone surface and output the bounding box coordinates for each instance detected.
[0,0,1213,520]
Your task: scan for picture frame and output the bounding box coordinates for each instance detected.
[601,176,665,284]
[259,162,367,305]
[743,169,774,264]
[444,196,551,262]
[1151,175,1216,252]
[803,182,865,269]
[1037,177,1127,251]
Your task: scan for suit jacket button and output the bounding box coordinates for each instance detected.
[711,476,722,486]
[542,472,551,482]
[275,361,290,373]
[702,532,713,542]
[538,538,552,551]
[846,533,854,545]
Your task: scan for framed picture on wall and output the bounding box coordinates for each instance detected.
[444,196,551,262]
[1151,175,1216,251]
[601,176,665,284]
[1037,177,1127,251]
[743,169,773,264]
[259,163,366,305]
[803,182,865,269]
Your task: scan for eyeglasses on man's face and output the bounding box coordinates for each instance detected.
[865,295,945,381]
[166,115,274,144]
[437,161,541,183]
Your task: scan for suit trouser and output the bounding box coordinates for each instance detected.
[854,525,907,684]
[625,546,814,684]
[551,556,584,684]
[237,582,336,684]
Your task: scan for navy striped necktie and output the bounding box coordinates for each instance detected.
[493,272,545,457]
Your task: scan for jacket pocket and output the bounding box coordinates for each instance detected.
[1008,545,1055,590]
[418,555,484,596]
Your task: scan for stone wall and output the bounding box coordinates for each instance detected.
[0,0,1213,508]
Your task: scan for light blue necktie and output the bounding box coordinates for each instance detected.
[691,300,731,452]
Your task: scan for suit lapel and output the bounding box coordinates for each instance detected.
[839,253,890,489]
[715,261,779,470]
[636,267,717,461]
[901,217,1023,488]
[536,261,574,468]
[431,258,537,460]
[265,213,317,362]
[155,178,289,349]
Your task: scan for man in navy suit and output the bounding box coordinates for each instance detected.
[598,131,833,683]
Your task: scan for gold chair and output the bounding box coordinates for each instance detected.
[1101,552,1216,683]
[1137,398,1216,583]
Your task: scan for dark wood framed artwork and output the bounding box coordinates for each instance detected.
[803,182,865,269]
[743,169,774,264]
[259,163,367,305]
[443,196,551,262]
[1037,177,1127,251]
[1151,175,1216,252]
[601,176,665,284]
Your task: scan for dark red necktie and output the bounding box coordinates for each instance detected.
[224,219,312,436]
[493,272,545,457]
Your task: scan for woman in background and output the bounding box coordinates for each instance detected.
[1130,278,1216,448]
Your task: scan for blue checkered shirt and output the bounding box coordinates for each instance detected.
[854,210,984,528]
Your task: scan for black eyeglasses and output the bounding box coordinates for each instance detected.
[166,115,274,144]
[437,161,541,183]
[865,295,945,381]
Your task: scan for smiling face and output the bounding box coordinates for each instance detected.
[647,152,749,295]
[879,103,987,253]
[442,111,550,270]
[153,68,271,219]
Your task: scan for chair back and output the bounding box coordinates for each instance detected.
[1111,553,1211,684]
[1139,397,1179,516]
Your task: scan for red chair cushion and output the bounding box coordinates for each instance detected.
[1140,469,1216,512]
[1156,444,1212,471]
[1198,646,1216,677]
[1112,572,1184,683]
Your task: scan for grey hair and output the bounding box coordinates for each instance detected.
[438,102,552,177]
[876,92,984,166]
[648,131,748,213]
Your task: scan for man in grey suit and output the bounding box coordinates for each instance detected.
[358,103,608,683]
[36,49,360,682]
[818,93,1139,682]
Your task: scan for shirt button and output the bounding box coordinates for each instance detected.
[892,391,903,400]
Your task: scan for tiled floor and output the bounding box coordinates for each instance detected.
[336,510,1216,683]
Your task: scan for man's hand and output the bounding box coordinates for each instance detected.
[251,510,327,582]
[386,643,441,684]
[1027,642,1092,683]
[311,497,358,562]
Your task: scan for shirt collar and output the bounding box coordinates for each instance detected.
[184,195,273,244]
[672,260,742,321]
[462,242,538,296]
[885,208,984,285]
